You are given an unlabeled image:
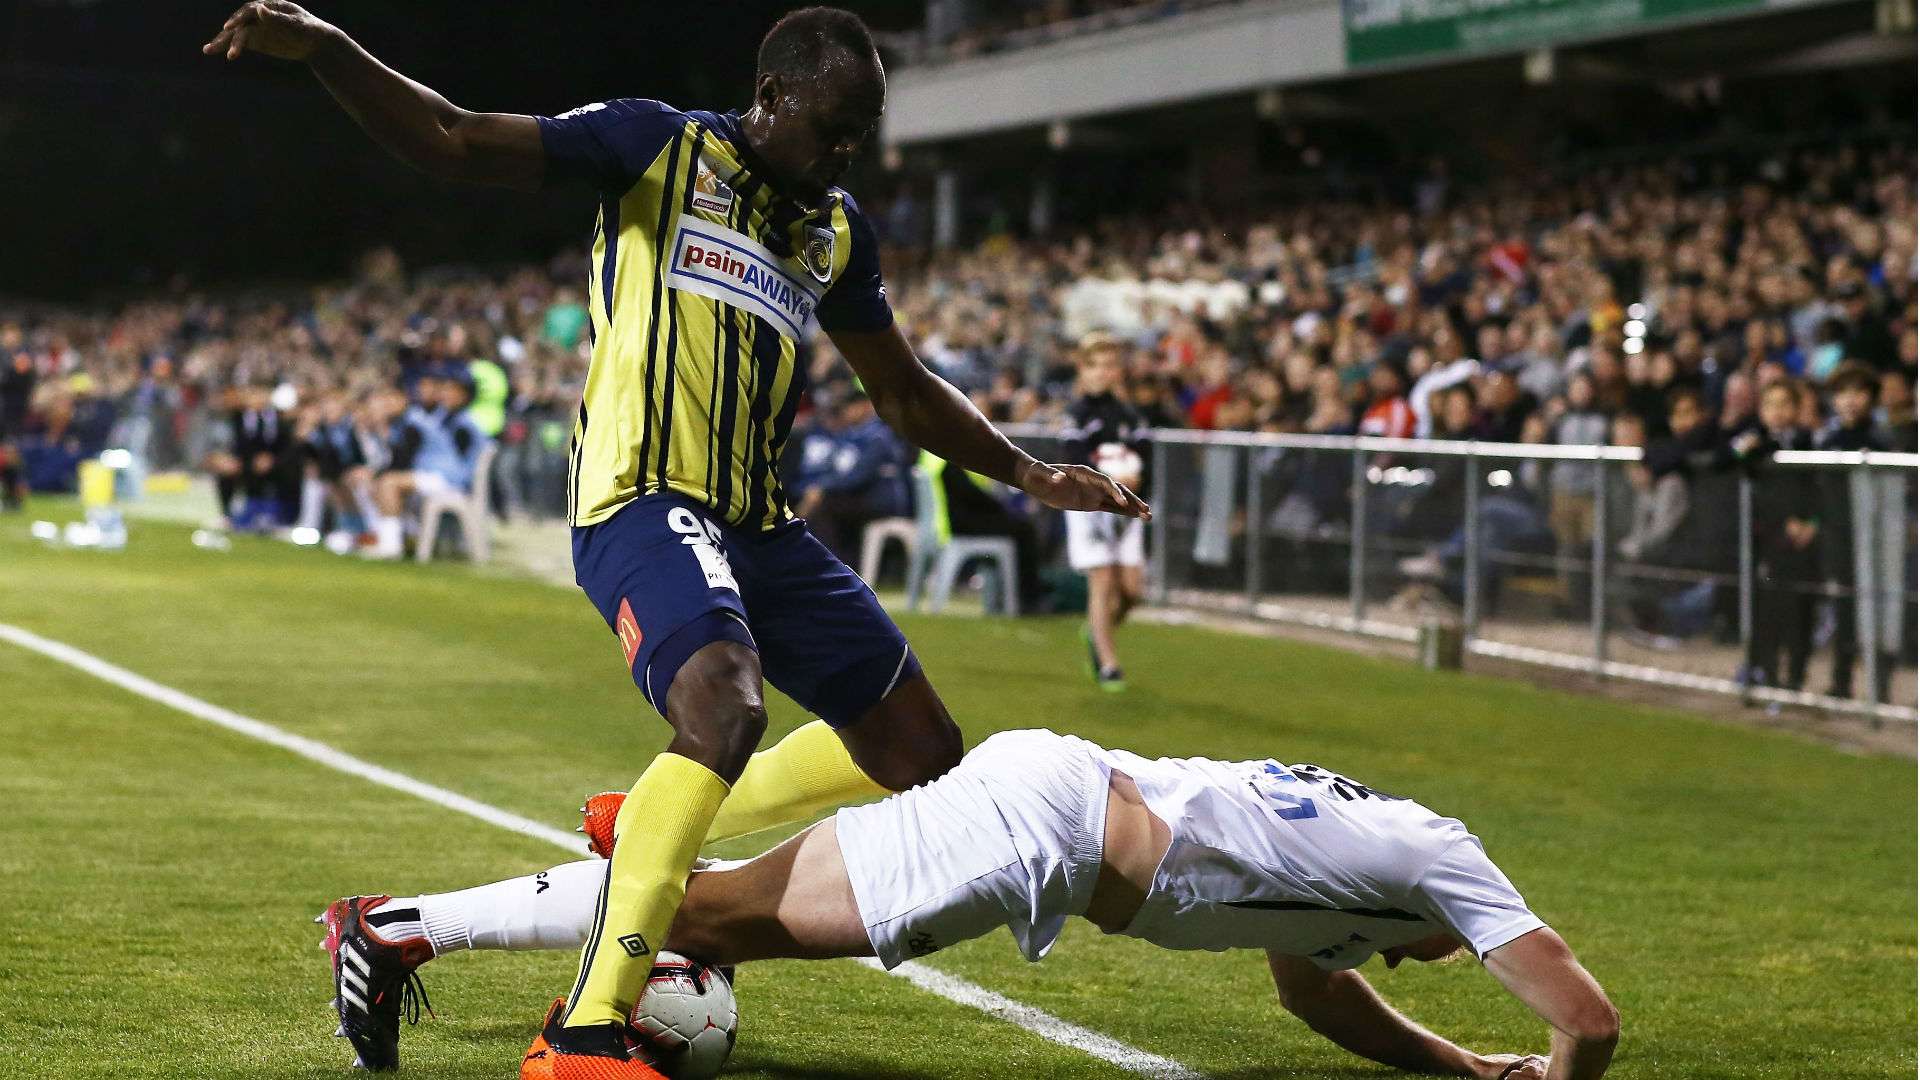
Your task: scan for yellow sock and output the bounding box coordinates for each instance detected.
[564,752,728,1027]
[705,720,890,843]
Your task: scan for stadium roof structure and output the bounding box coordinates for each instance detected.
[883,0,1908,147]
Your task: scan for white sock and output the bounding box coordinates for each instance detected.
[413,859,607,956]
[363,897,427,943]
[352,482,380,527]
[296,478,327,531]
[373,516,404,553]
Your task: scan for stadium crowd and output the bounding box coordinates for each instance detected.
[0,144,1912,689]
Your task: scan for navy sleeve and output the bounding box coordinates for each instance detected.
[816,192,895,334]
[536,98,688,192]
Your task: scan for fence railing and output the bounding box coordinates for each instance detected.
[1001,424,1919,725]
[146,402,1913,722]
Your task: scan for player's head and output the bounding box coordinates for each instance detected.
[1077,332,1125,394]
[1380,933,1464,969]
[749,7,885,201]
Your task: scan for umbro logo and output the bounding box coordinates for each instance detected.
[619,933,651,958]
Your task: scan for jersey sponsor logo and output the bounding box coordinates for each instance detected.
[667,218,822,340]
[616,598,644,667]
[691,157,736,216]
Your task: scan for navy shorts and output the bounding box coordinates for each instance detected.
[573,492,922,727]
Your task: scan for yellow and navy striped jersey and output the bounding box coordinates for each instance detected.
[537,99,894,530]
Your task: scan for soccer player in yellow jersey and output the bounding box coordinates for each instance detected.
[206,3,1150,1076]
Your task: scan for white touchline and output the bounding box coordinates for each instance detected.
[0,621,1205,1080]
[856,958,1203,1080]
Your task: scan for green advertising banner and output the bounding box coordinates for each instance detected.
[1344,0,1764,65]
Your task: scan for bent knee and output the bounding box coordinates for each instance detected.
[666,643,769,773]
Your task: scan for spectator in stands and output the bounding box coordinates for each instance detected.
[1733,380,1820,692]
[1639,386,1741,641]
[1357,359,1414,439]
[1547,371,1611,606]
[1837,282,1899,371]
[792,388,912,564]
[1612,413,1689,643]
[17,382,88,494]
[0,339,32,509]
[1881,368,1917,452]
[1815,361,1895,700]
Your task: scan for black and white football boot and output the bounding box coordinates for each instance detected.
[317,895,435,1071]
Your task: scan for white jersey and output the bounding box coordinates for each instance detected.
[834,730,1543,971]
[1093,744,1544,968]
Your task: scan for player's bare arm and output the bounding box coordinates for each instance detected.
[829,324,1152,519]
[1483,928,1620,1080]
[203,1,544,191]
[1267,952,1551,1079]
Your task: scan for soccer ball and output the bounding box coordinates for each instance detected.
[1092,442,1143,488]
[627,951,737,1079]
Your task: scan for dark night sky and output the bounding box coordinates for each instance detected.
[0,1,922,301]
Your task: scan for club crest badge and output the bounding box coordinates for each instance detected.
[802,225,835,284]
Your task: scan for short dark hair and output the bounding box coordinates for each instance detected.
[1666,384,1704,413]
[1828,360,1881,399]
[758,7,879,83]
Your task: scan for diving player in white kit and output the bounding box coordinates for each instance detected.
[333,731,1618,1079]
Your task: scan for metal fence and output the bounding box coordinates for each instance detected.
[1061,427,1918,725]
[148,402,1914,722]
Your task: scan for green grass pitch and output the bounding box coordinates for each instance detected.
[0,509,1912,1078]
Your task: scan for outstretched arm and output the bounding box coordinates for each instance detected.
[1483,928,1619,1080]
[1267,952,1541,1079]
[829,324,1150,518]
[203,1,544,190]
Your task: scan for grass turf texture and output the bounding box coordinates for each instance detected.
[1,507,1912,1079]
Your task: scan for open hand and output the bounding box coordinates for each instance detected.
[202,1,336,62]
[1478,1053,1550,1080]
[1020,461,1151,519]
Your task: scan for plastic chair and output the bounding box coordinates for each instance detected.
[417,444,497,564]
[908,467,1018,616]
[858,517,918,589]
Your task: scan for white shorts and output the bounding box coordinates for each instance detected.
[1064,511,1145,571]
[409,471,459,499]
[835,730,1110,969]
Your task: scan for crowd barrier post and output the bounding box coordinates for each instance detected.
[1590,453,1610,678]
[1150,436,1170,606]
[1737,473,1755,706]
[1349,446,1367,625]
[1463,454,1482,643]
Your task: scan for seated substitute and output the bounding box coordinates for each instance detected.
[323,729,1618,1080]
[367,371,492,559]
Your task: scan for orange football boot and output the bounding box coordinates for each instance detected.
[522,996,667,1080]
[579,791,626,859]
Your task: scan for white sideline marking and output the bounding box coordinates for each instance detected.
[858,958,1204,1080]
[0,621,1204,1080]
[0,622,590,856]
